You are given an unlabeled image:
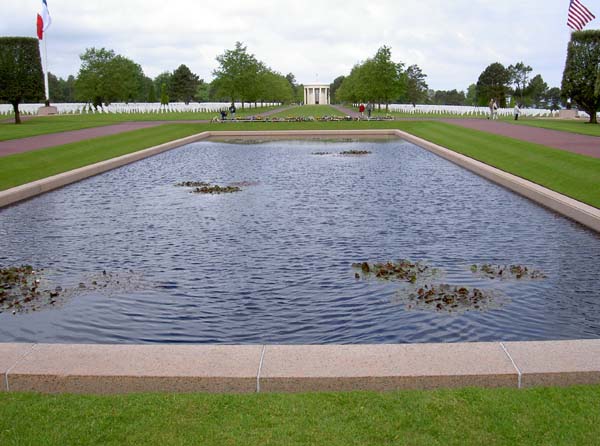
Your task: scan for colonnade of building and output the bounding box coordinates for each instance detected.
[303,84,330,105]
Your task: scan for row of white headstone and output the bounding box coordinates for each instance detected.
[379,104,557,118]
[0,102,279,116]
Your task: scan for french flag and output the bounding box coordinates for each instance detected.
[36,0,51,40]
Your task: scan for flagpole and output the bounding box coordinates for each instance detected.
[43,35,49,103]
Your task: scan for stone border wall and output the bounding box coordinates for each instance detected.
[2,340,599,393]
[2,130,600,393]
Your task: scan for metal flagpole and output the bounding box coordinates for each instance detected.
[43,35,49,102]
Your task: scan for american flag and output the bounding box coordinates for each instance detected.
[567,0,596,31]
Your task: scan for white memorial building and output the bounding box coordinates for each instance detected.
[304,83,330,105]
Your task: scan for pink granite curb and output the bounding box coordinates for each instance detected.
[1,341,600,394]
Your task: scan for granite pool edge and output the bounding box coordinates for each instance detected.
[1,129,598,233]
[1,340,599,394]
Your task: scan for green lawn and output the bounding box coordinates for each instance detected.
[1,120,598,208]
[504,117,600,137]
[0,106,278,141]
[269,104,346,118]
[1,386,599,445]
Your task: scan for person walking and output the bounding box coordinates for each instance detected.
[514,103,521,121]
[493,99,499,120]
[359,103,365,118]
[366,101,373,119]
[488,98,495,120]
[229,103,236,120]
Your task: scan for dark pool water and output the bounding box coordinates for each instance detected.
[1,137,599,344]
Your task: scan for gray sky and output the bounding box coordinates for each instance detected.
[2,0,598,91]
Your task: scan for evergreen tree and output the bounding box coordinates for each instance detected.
[0,37,44,124]
[160,82,169,106]
[170,64,200,104]
[561,30,600,123]
[404,64,429,105]
[476,62,511,107]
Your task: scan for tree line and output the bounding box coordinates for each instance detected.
[331,45,564,111]
[38,42,303,108]
[2,32,600,123]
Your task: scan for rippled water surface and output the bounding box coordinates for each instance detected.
[1,137,599,344]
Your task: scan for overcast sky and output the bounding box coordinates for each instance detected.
[2,1,598,91]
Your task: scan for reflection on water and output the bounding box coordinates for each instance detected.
[1,137,599,344]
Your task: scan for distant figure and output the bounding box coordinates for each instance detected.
[359,103,365,117]
[366,101,373,118]
[229,103,236,120]
[488,98,495,119]
[514,104,521,121]
[220,109,228,120]
[493,99,499,119]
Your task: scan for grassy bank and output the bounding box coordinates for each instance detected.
[1,121,598,208]
[1,386,599,445]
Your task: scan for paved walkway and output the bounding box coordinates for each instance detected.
[443,119,600,159]
[330,104,360,118]
[0,122,164,156]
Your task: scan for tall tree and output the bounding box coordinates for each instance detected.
[546,87,562,111]
[561,30,600,124]
[75,48,145,106]
[195,80,209,102]
[525,74,548,107]
[154,71,172,98]
[212,42,260,108]
[329,75,345,104]
[0,37,44,124]
[508,62,532,104]
[465,83,477,106]
[369,46,405,111]
[476,62,511,107]
[170,64,200,104]
[160,82,169,106]
[336,46,405,110]
[404,64,428,105]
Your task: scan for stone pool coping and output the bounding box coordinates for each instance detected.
[1,130,600,394]
[1,340,600,393]
[1,129,598,233]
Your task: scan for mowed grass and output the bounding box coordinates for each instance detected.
[1,386,600,446]
[0,120,598,208]
[269,104,346,118]
[0,106,278,141]
[505,117,600,137]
